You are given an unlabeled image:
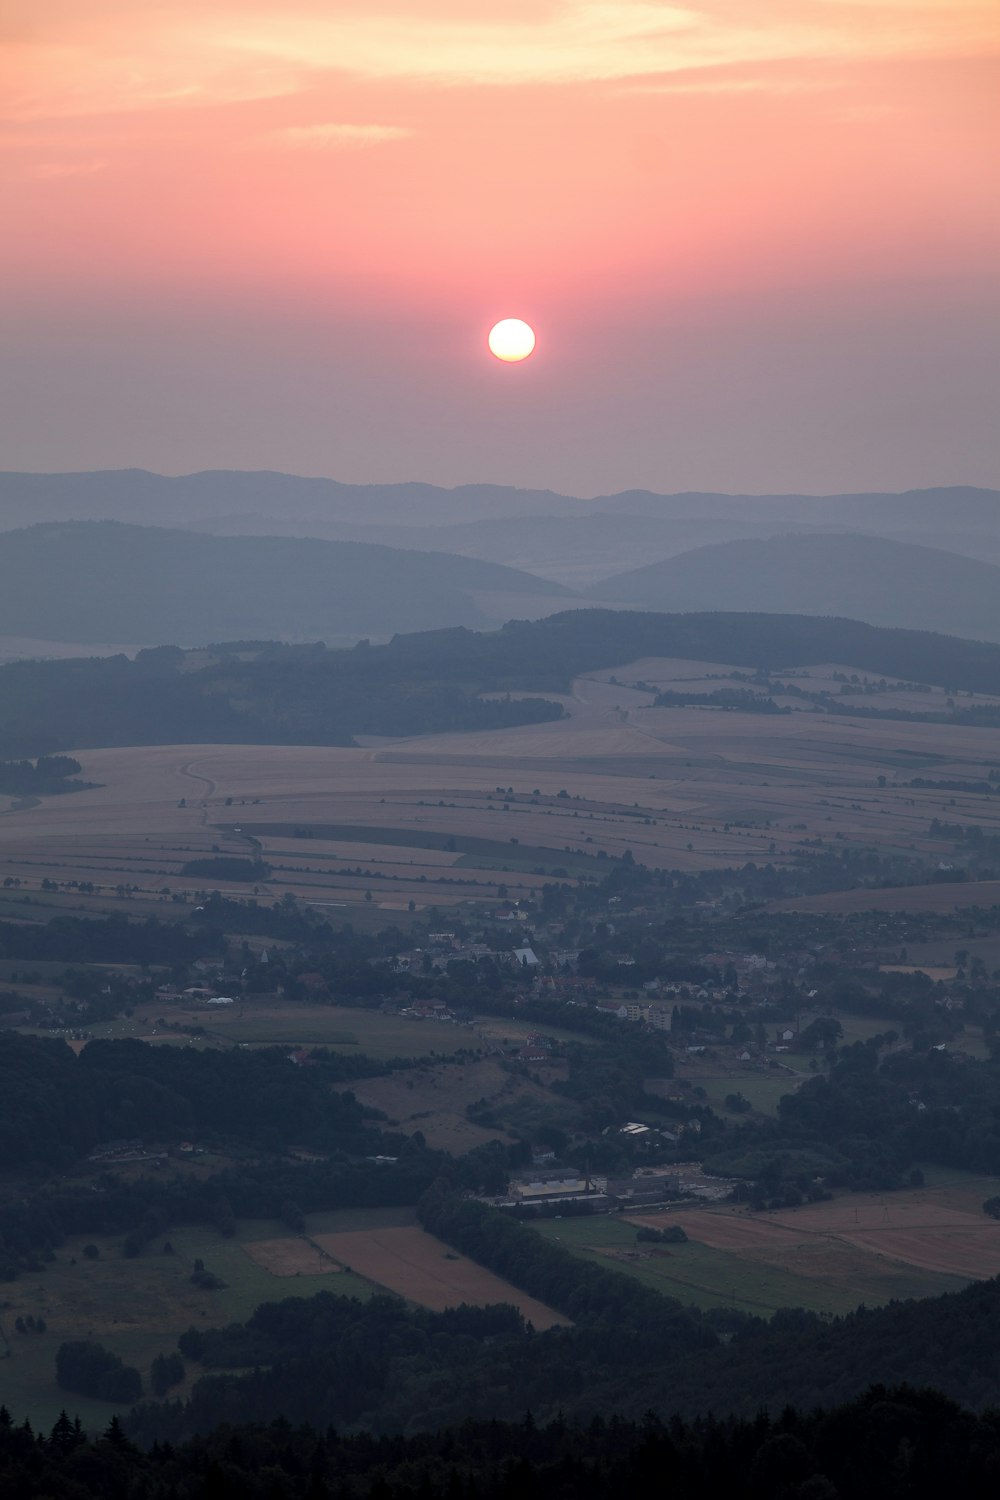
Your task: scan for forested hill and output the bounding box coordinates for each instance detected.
[588,533,1000,645]
[382,609,1000,695]
[0,521,572,646]
[3,609,1000,757]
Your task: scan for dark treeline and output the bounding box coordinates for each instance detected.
[0,914,218,967]
[416,1187,705,1360]
[3,1386,998,1499]
[0,755,91,796]
[0,642,563,758]
[2,608,1000,756]
[0,1151,448,1284]
[0,1033,389,1173]
[654,688,785,713]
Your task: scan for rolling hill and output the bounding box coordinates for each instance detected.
[1,471,997,571]
[0,521,573,646]
[588,533,1000,644]
[3,608,1000,757]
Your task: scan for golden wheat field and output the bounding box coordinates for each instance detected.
[2,659,999,913]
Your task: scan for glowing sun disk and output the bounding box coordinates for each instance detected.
[488,318,535,362]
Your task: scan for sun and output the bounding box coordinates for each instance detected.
[488,318,536,363]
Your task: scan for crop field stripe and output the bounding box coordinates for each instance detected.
[311,1225,569,1329]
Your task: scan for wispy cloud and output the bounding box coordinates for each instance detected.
[216,1,1000,88]
[263,122,412,149]
[2,1,998,126]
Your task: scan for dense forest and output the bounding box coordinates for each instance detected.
[0,1033,397,1173]
[3,1383,999,1498]
[2,609,1000,755]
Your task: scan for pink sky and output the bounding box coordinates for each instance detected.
[2,1,999,495]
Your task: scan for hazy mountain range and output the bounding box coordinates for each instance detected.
[587,533,1000,644]
[0,522,571,646]
[0,470,997,648]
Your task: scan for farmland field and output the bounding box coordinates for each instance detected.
[528,1170,1000,1318]
[2,656,999,916]
[310,1224,569,1328]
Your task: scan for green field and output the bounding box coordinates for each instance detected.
[527,1214,965,1318]
[0,1215,376,1434]
[682,1068,800,1118]
[195,1007,477,1060]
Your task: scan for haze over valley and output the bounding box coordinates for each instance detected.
[3,0,1000,1489]
[3,473,1000,650]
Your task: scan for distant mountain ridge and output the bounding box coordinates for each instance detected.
[0,521,572,646]
[587,532,1000,645]
[0,467,995,533]
[1,473,997,647]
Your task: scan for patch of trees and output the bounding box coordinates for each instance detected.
[654,688,785,713]
[551,1031,679,1134]
[0,1031,396,1175]
[0,912,217,967]
[0,755,92,796]
[704,1042,1000,1199]
[636,1224,688,1243]
[55,1339,143,1403]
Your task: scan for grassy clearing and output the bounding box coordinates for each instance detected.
[527,1212,966,1318]
[137,1001,478,1062]
[527,1216,860,1315]
[680,1067,801,1118]
[0,1216,375,1433]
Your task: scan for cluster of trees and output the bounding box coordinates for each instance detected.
[0,912,217,967]
[654,688,785,714]
[0,755,91,796]
[56,1340,143,1404]
[694,1039,1000,1202]
[1,1387,994,1498]
[0,1033,390,1174]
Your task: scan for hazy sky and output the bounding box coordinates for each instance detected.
[3,1,999,496]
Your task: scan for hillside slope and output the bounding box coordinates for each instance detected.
[589,533,1000,643]
[3,608,1000,757]
[0,521,573,645]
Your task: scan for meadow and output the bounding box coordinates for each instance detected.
[0,1210,387,1433]
[0,1204,568,1432]
[527,1168,1000,1319]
